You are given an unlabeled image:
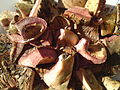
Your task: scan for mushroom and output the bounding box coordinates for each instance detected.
[100,35,120,55]
[64,6,92,23]
[18,47,57,68]
[75,38,107,64]
[15,17,47,43]
[41,53,74,89]
[57,28,79,46]
[7,0,47,43]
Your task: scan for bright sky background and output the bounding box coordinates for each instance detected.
[106,0,120,5]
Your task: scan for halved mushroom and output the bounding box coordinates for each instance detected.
[57,28,79,46]
[58,0,87,9]
[12,17,47,43]
[50,16,70,31]
[64,6,92,23]
[29,27,53,47]
[42,53,74,89]
[18,47,57,68]
[75,38,107,64]
[7,0,47,43]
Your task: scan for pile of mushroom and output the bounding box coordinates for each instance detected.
[0,0,120,89]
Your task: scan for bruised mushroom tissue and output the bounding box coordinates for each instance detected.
[0,0,120,89]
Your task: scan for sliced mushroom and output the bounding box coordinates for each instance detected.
[64,6,92,23]
[29,27,53,47]
[75,38,107,64]
[18,47,57,68]
[100,35,120,55]
[42,53,74,89]
[14,17,47,43]
[57,28,79,46]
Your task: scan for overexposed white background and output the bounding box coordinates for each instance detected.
[106,0,120,5]
[0,0,17,13]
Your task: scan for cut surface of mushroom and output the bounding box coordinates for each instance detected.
[75,38,107,64]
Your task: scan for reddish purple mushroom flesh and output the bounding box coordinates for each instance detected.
[8,17,47,43]
[75,38,107,64]
[18,47,57,68]
[64,6,92,22]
